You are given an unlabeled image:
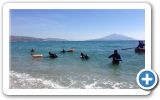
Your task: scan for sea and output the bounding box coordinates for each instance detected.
[10,41,145,89]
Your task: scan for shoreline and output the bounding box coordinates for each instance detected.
[9,70,138,89]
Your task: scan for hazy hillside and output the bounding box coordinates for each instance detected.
[10,36,67,42]
[88,34,134,41]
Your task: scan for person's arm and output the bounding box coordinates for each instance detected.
[136,44,140,48]
[108,54,113,58]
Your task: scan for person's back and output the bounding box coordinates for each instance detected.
[62,49,66,53]
[109,50,122,64]
[112,54,121,64]
[49,51,58,58]
[137,41,145,48]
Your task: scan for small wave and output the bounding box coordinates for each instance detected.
[82,80,135,89]
[10,71,137,89]
[10,71,68,89]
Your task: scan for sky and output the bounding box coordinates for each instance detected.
[10,9,145,41]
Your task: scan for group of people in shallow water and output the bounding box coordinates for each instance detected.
[31,48,89,60]
[30,41,145,65]
[31,48,120,64]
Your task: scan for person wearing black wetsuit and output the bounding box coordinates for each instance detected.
[61,48,66,53]
[30,48,35,55]
[49,51,58,58]
[108,50,122,64]
[84,54,89,60]
[136,41,145,48]
[81,52,85,58]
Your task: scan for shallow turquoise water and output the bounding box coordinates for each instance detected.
[10,41,144,89]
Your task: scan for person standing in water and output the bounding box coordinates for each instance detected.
[80,52,85,58]
[108,50,122,64]
[61,48,66,53]
[30,48,35,55]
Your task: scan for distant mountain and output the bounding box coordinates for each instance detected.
[10,36,68,42]
[11,36,43,42]
[10,34,134,42]
[88,33,134,41]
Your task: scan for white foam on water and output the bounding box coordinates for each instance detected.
[84,81,98,89]
[10,71,68,89]
[103,80,135,89]
[10,71,137,89]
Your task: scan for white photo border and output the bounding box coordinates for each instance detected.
[2,3,151,95]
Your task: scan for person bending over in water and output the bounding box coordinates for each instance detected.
[108,50,122,64]
[80,52,89,60]
[49,51,58,58]
[136,41,145,49]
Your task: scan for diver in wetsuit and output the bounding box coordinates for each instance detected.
[61,48,66,53]
[80,52,85,58]
[136,41,145,49]
[108,50,122,64]
[30,48,35,55]
[49,51,58,58]
[81,52,89,60]
[84,54,89,60]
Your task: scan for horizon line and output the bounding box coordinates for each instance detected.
[10,34,145,41]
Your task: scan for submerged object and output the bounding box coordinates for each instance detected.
[135,48,145,53]
[32,54,43,58]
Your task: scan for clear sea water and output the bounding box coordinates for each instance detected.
[10,41,145,89]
